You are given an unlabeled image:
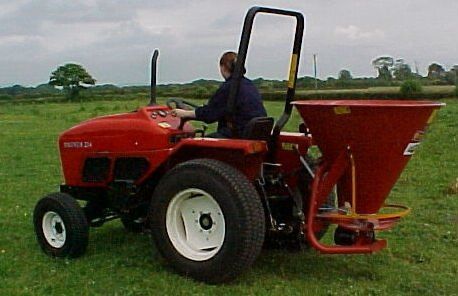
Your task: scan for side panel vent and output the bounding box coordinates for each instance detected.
[114,157,149,181]
[82,157,111,183]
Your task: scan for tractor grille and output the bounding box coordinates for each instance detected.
[82,157,111,182]
[114,157,149,181]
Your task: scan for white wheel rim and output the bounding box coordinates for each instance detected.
[42,211,66,248]
[166,188,226,261]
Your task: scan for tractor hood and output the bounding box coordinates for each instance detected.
[59,106,193,152]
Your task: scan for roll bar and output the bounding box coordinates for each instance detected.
[227,6,305,138]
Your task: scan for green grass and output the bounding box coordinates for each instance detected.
[0,98,457,295]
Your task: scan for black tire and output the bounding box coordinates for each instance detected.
[149,159,265,283]
[33,192,89,258]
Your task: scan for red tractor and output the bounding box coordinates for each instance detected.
[33,7,443,283]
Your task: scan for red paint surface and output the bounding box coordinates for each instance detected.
[59,106,268,186]
[293,100,444,214]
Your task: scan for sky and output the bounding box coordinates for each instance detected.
[0,0,457,86]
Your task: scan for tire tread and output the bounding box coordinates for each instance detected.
[149,158,265,283]
[33,192,89,258]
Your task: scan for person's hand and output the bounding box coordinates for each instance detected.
[173,109,196,118]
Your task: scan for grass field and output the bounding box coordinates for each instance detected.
[0,97,457,295]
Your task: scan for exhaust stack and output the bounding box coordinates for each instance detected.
[149,49,159,106]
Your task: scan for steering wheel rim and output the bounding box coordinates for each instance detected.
[166,98,201,130]
[166,98,199,110]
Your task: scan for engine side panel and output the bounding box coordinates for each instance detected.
[59,106,271,186]
[59,106,192,186]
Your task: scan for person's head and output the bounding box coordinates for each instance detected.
[219,51,246,79]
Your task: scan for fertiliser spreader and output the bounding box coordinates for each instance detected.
[33,6,444,283]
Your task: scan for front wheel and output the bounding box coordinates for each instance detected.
[149,159,265,283]
[33,193,89,258]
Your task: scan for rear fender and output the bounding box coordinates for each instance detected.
[168,138,268,180]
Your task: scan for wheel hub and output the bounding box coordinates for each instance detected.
[42,211,66,248]
[199,213,213,230]
[166,188,226,261]
[54,222,63,234]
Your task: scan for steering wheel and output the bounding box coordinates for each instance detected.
[166,98,202,130]
[166,98,199,110]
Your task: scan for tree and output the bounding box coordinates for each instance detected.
[427,63,445,79]
[378,65,392,81]
[194,86,207,98]
[372,56,394,80]
[400,80,422,96]
[393,63,413,80]
[452,65,458,73]
[296,76,320,88]
[338,69,352,81]
[444,65,458,85]
[49,64,96,100]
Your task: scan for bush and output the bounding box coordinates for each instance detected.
[194,86,209,98]
[455,85,458,98]
[400,80,423,97]
[0,94,13,101]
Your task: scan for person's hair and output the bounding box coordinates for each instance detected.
[219,51,246,74]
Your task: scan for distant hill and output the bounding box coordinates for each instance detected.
[1,75,456,102]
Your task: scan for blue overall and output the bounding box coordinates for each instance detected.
[194,76,267,138]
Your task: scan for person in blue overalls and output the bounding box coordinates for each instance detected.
[174,51,266,138]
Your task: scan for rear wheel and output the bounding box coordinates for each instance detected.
[149,159,265,283]
[33,193,89,258]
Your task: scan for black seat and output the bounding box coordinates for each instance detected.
[241,117,274,141]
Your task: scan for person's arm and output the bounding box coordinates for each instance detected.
[193,84,228,124]
[174,109,195,118]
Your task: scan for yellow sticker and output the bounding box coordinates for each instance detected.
[281,142,298,151]
[427,109,438,124]
[288,54,298,89]
[334,106,351,115]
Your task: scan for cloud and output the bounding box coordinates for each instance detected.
[334,25,385,41]
[0,0,457,85]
